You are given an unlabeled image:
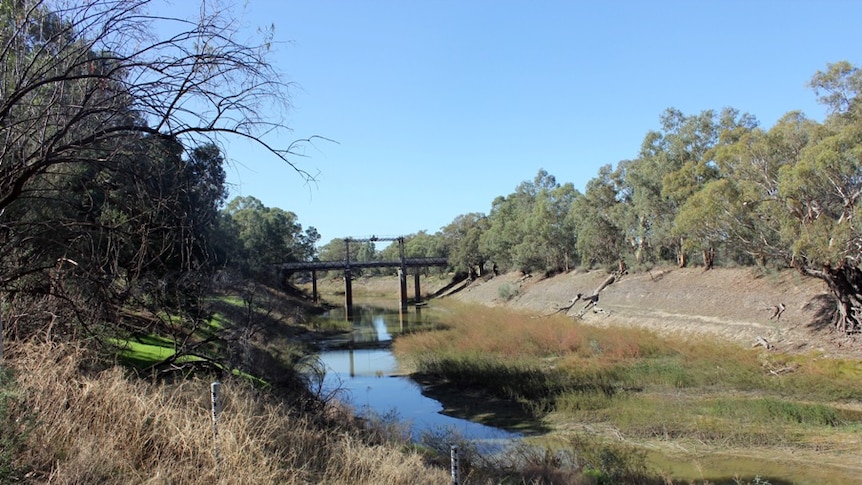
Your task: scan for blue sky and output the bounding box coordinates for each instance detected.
[162,1,860,246]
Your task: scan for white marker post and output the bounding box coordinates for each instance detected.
[450,445,460,485]
[211,382,221,468]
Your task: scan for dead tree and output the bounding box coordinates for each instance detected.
[576,293,600,317]
[768,303,786,321]
[552,293,584,313]
[571,260,626,319]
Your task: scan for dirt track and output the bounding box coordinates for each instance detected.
[449,266,862,360]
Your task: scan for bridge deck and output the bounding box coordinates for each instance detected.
[282,257,448,272]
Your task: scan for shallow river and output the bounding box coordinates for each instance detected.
[312,301,520,449]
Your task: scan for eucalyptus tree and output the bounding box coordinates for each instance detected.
[354,240,379,275]
[681,111,817,268]
[775,61,862,332]
[668,108,759,268]
[370,231,449,276]
[379,231,447,261]
[0,0,315,345]
[317,238,347,264]
[317,238,372,275]
[525,179,580,273]
[221,196,318,280]
[681,61,862,333]
[624,108,751,266]
[403,231,447,259]
[571,164,627,269]
[479,194,519,272]
[479,169,565,274]
[442,213,489,277]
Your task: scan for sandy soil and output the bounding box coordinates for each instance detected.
[448,266,862,360]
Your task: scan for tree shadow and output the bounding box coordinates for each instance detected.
[804,293,835,332]
[432,274,470,297]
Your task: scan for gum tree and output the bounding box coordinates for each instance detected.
[692,62,862,333]
[778,62,862,332]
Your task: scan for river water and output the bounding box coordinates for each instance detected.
[312,301,520,449]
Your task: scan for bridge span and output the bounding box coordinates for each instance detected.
[281,236,449,319]
[281,257,448,272]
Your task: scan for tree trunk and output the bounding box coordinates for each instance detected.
[593,274,617,295]
[702,247,715,271]
[592,260,627,295]
[797,262,862,333]
[677,238,687,268]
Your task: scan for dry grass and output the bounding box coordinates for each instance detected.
[3,339,448,484]
[394,301,669,369]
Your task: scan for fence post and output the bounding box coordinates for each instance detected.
[450,444,460,485]
[211,381,221,468]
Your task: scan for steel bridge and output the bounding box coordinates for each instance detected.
[281,236,449,319]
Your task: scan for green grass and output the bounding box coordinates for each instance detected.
[112,334,202,369]
[113,334,269,388]
[707,397,844,427]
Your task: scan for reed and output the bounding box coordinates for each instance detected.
[398,301,862,399]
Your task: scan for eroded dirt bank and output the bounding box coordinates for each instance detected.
[449,266,862,360]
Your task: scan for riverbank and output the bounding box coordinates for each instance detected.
[321,266,861,358]
[449,266,861,360]
[327,267,862,484]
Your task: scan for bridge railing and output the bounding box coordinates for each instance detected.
[281,257,449,272]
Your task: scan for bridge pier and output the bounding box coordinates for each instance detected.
[311,270,318,303]
[398,269,407,311]
[398,238,408,311]
[344,269,354,320]
[414,271,421,302]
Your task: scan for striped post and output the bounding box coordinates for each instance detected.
[211,382,221,467]
[450,445,460,485]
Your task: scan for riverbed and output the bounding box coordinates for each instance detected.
[312,301,521,450]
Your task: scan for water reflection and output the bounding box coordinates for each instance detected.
[314,302,520,450]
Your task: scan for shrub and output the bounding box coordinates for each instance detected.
[498,282,519,301]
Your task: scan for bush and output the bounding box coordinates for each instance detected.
[498,283,519,301]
